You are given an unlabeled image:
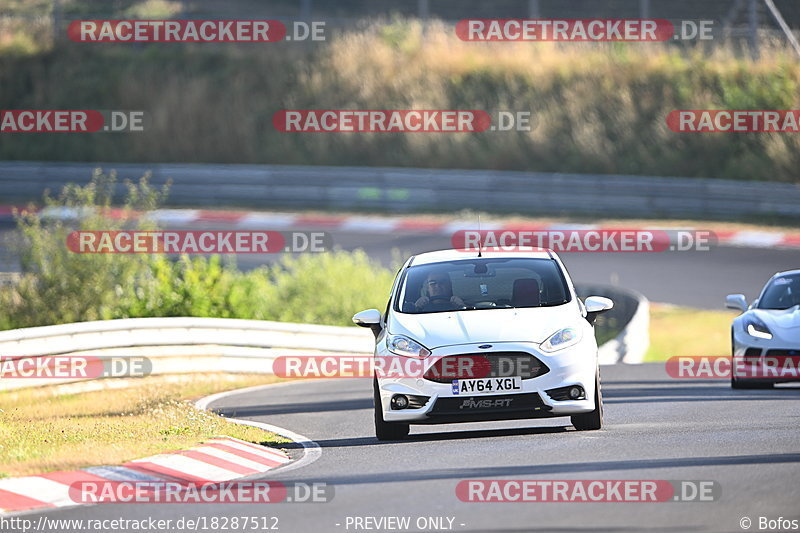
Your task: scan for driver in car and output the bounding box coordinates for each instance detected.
[414,272,465,312]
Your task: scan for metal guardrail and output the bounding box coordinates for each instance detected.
[0,317,374,391]
[1,161,799,220]
[0,317,374,358]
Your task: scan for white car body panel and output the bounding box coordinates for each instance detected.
[730,269,800,384]
[371,249,605,425]
[388,303,582,349]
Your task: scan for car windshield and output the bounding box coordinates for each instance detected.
[758,274,800,310]
[396,257,571,314]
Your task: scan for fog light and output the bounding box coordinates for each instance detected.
[568,386,583,400]
[390,394,409,410]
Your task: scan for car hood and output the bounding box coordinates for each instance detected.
[752,306,800,331]
[389,303,581,349]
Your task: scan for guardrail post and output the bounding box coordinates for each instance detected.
[528,0,540,18]
[301,0,312,21]
[418,0,430,36]
[748,0,760,59]
[52,0,62,41]
[639,0,651,19]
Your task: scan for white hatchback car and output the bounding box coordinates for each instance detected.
[353,249,613,440]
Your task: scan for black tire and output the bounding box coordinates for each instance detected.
[730,334,774,389]
[571,371,603,431]
[373,379,410,441]
[731,376,774,389]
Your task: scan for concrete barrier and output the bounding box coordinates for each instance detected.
[576,286,650,365]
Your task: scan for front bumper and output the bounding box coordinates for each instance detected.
[732,328,800,383]
[377,341,598,423]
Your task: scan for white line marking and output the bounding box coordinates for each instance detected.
[0,477,74,507]
[191,446,275,472]
[727,231,785,248]
[206,438,291,462]
[130,454,240,481]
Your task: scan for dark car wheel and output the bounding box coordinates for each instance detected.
[731,375,774,389]
[374,379,410,441]
[571,371,603,431]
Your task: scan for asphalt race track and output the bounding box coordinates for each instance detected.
[3,222,800,532]
[22,364,800,532]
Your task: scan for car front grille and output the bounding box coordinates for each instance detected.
[423,352,549,383]
[766,349,800,357]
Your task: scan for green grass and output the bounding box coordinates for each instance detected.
[0,373,289,477]
[644,304,735,362]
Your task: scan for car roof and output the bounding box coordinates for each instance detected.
[409,248,555,266]
[774,269,800,278]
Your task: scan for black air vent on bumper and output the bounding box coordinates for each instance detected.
[766,349,800,357]
[428,392,549,416]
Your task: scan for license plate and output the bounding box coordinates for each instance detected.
[451,377,522,395]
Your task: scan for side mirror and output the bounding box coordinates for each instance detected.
[725,294,747,312]
[584,296,614,325]
[353,309,382,338]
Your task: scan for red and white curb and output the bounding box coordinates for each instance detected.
[3,205,798,250]
[194,382,322,477]
[0,436,290,515]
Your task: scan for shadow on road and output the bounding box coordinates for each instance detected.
[275,424,570,450]
[215,397,372,418]
[214,379,800,419]
[603,382,800,404]
[275,452,800,487]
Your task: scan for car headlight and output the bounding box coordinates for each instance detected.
[540,327,582,352]
[745,316,773,340]
[386,334,431,358]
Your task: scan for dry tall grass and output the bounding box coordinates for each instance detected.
[1,19,799,181]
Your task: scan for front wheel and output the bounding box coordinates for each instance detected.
[731,376,774,389]
[374,379,409,441]
[571,372,603,431]
[731,352,774,389]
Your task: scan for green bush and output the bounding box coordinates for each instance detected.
[0,175,395,330]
